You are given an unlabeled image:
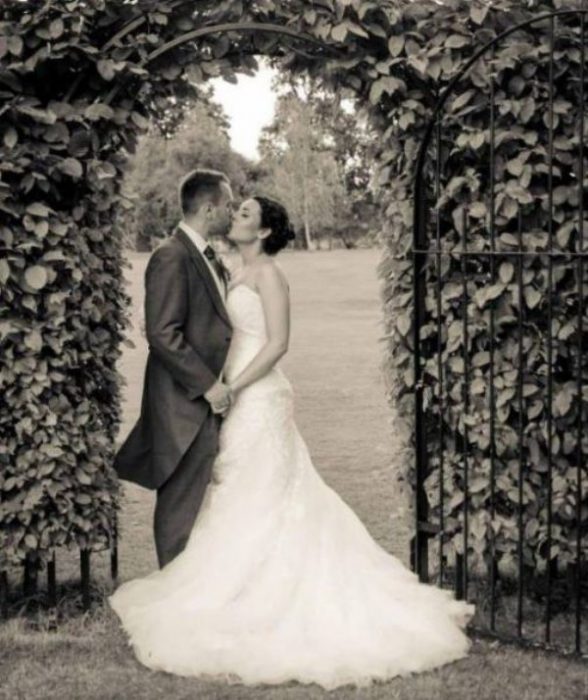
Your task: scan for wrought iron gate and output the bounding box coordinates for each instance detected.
[412,10,588,656]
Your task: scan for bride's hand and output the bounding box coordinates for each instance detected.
[218,385,237,417]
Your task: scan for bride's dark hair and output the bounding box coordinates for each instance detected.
[252,196,296,256]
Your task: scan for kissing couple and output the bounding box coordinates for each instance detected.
[109,168,474,689]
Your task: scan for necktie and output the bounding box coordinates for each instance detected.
[203,245,229,293]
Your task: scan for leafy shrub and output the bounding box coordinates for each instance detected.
[376,0,588,587]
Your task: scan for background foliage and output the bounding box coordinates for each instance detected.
[0,0,585,610]
[126,76,380,253]
[123,96,258,251]
[259,78,381,249]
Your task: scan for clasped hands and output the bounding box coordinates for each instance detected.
[204,380,235,417]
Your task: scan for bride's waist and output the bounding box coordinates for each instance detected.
[225,334,265,370]
[224,352,289,389]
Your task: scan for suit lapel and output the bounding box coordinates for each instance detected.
[174,228,231,327]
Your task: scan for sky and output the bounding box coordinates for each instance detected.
[210,61,278,162]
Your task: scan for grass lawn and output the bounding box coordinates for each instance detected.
[1,249,586,700]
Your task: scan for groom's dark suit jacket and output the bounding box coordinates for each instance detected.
[114,227,233,490]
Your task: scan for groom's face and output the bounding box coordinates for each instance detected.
[208,182,234,237]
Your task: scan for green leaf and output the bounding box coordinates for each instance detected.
[85,103,115,121]
[346,22,369,39]
[469,201,486,218]
[523,286,542,310]
[97,59,116,81]
[8,35,23,56]
[76,468,93,486]
[474,283,505,309]
[554,387,573,417]
[369,76,404,104]
[58,158,83,178]
[131,111,149,129]
[17,105,57,125]
[0,259,9,284]
[556,221,575,248]
[42,250,66,262]
[49,18,64,39]
[34,220,49,238]
[500,232,519,247]
[446,34,470,49]
[25,330,43,352]
[396,312,411,336]
[24,265,48,291]
[24,534,38,549]
[331,23,348,42]
[472,351,490,367]
[506,158,524,177]
[499,262,515,284]
[26,202,51,217]
[408,56,428,76]
[451,90,474,112]
[388,35,404,57]
[3,127,17,149]
[470,5,489,25]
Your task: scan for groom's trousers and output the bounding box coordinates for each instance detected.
[154,413,222,568]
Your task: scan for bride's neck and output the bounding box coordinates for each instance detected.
[238,242,264,266]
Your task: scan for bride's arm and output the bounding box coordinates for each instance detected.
[228,265,290,394]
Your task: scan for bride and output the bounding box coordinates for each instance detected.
[108,195,475,690]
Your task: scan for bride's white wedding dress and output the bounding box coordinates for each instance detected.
[108,283,475,689]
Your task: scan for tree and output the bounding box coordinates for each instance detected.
[306,86,383,248]
[123,98,260,250]
[147,84,230,139]
[259,77,382,249]
[259,94,343,249]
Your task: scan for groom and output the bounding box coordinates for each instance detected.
[114,169,235,568]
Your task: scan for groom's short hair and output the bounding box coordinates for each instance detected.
[179,169,230,215]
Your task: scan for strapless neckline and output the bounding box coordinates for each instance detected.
[228,283,259,298]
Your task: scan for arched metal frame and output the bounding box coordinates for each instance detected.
[102,21,345,106]
[412,10,587,655]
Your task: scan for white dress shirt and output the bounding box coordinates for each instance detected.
[178,221,226,302]
[177,221,227,386]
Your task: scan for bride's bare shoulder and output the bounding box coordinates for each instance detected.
[255,260,290,294]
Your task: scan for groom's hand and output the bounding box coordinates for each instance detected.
[204,380,232,414]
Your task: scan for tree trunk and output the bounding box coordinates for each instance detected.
[302,127,313,251]
[303,205,312,250]
[302,170,312,250]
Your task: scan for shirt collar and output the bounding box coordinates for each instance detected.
[178,221,208,254]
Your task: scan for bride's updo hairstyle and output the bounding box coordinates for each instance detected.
[252,196,296,256]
